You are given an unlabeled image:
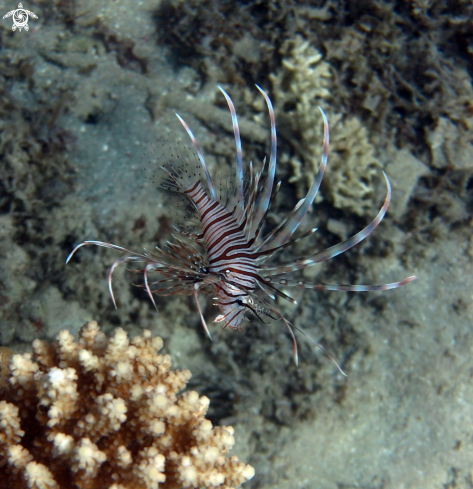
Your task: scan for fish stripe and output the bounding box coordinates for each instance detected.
[207,221,247,254]
[201,201,220,221]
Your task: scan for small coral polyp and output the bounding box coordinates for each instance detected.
[0,321,254,489]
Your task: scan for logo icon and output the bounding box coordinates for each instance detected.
[3,3,38,32]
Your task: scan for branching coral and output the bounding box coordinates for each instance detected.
[0,322,254,489]
[270,36,381,216]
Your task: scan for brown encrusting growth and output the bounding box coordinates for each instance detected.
[0,322,254,489]
[0,346,14,390]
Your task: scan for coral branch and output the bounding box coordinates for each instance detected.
[0,322,254,489]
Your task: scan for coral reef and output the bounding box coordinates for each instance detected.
[270,36,381,216]
[156,0,473,151]
[154,0,289,84]
[0,1,471,487]
[317,1,473,148]
[0,29,79,345]
[0,322,254,489]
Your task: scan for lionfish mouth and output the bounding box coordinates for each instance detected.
[67,85,417,375]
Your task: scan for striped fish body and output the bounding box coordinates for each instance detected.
[67,84,417,371]
[184,180,256,329]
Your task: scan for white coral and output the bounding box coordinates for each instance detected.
[0,322,254,489]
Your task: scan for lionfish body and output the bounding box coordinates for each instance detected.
[67,86,416,373]
[184,180,257,330]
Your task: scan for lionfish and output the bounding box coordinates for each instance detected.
[67,85,416,374]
